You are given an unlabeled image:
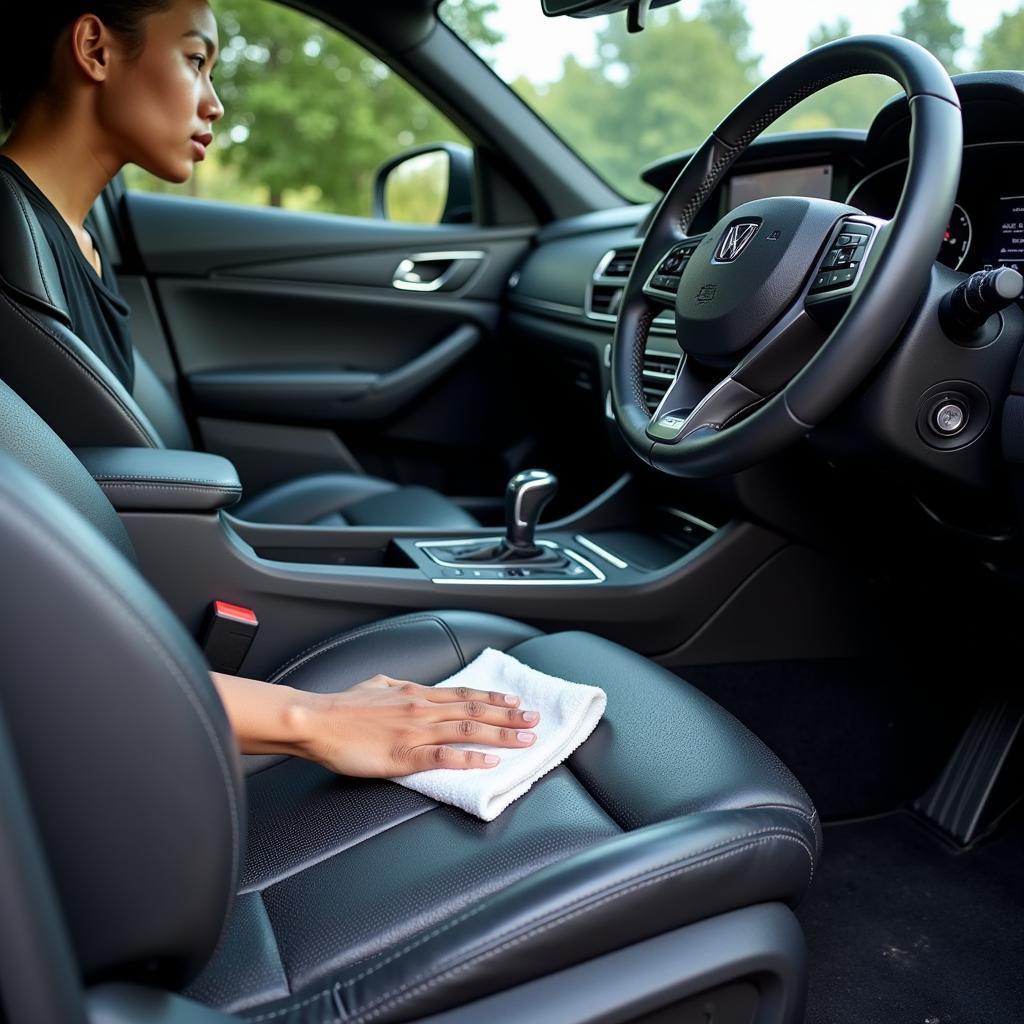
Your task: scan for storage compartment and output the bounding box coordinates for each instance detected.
[253,537,418,568]
[584,504,717,571]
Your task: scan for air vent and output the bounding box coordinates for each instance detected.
[587,247,636,323]
[642,349,681,413]
[598,248,638,280]
[587,245,675,334]
[590,284,622,317]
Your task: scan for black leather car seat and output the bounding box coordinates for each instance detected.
[0,376,819,1023]
[0,166,478,530]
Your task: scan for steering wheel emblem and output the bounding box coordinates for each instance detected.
[714,221,760,263]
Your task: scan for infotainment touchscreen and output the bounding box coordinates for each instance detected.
[981,195,1024,273]
[727,164,833,210]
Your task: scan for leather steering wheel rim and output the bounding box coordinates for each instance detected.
[610,35,962,477]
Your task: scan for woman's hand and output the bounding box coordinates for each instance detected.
[296,674,541,777]
[211,671,540,779]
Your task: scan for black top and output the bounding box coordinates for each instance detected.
[0,155,135,392]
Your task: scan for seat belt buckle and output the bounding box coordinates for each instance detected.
[201,601,259,674]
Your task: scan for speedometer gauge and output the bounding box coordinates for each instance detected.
[939,204,972,270]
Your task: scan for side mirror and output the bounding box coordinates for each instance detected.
[374,143,475,225]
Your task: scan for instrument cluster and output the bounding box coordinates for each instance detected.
[848,142,1024,276]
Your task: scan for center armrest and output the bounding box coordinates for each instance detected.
[75,448,242,513]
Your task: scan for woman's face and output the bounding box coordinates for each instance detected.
[97,0,224,182]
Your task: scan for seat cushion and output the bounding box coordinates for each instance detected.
[185,612,819,1022]
[232,472,479,529]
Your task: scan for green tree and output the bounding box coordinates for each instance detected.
[808,17,853,49]
[439,0,502,57]
[700,0,759,76]
[128,0,502,216]
[898,0,964,72]
[976,9,1024,69]
[210,0,467,213]
[515,6,756,199]
[769,18,897,136]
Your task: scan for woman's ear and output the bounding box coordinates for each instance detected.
[70,14,117,84]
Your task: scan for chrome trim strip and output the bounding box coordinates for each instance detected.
[416,537,559,569]
[430,548,606,586]
[574,534,629,569]
[511,295,587,317]
[661,507,718,533]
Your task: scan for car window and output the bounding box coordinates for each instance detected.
[441,0,1017,202]
[123,0,470,223]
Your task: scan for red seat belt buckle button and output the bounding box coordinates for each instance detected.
[201,601,259,674]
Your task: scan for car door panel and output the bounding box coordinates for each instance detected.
[122,191,535,504]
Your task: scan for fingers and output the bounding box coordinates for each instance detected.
[431,720,537,748]
[396,745,503,775]
[386,681,538,728]
[432,700,540,729]
[423,684,522,709]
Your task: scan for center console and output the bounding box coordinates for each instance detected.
[74,446,868,679]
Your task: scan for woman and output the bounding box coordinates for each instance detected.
[0,1,539,776]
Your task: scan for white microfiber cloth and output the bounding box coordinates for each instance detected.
[392,647,607,821]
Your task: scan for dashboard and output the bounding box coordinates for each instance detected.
[505,71,1024,519]
[850,142,1024,275]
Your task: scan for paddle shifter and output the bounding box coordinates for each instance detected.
[504,469,558,555]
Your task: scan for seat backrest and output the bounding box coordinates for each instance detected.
[0,167,192,452]
[0,378,242,988]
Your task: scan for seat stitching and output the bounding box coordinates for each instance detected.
[1,172,56,306]
[98,482,241,492]
[0,290,157,447]
[344,828,813,992]
[337,826,812,989]
[349,836,814,1024]
[238,802,437,895]
[432,616,466,670]
[92,473,240,486]
[742,802,816,823]
[267,615,449,684]
[240,825,812,1022]
[244,987,337,1023]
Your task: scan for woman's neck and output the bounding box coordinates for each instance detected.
[1,98,122,236]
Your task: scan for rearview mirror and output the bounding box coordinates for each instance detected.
[373,143,474,225]
[541,0,679,18]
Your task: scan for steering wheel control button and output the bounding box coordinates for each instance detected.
[933,402,967,435]
[645,243,698,299]
[648,414,687,441]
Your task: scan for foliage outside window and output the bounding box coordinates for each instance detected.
[124,0,469,219]
[442,0,1024,202]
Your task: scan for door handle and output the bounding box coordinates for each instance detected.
[392,250,484,292]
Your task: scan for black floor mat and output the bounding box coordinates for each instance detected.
[799,811,1024,1024]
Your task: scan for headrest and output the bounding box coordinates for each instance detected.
[0,168,73,326]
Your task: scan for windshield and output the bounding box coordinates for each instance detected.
[440,0,1024,201]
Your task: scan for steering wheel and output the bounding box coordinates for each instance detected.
[611,35,962,477]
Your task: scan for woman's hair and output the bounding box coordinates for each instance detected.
[1,2,173,132]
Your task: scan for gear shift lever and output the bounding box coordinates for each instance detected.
[438,469,563,565]
[504,469,558,555]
